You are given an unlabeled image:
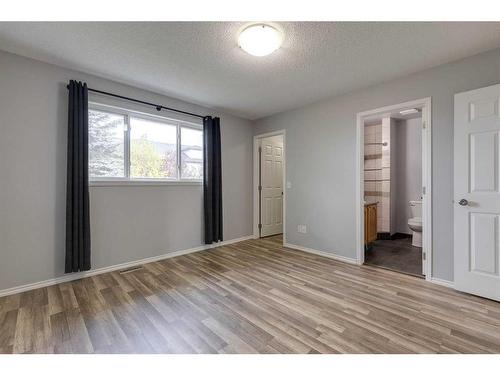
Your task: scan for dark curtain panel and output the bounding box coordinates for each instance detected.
[203,116,223,244]
[65,80,91,273]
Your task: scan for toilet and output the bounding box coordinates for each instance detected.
[408,200,422,247]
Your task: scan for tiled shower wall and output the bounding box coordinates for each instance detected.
[364,117,391,233]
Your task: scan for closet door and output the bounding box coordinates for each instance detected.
[261,135,283,237]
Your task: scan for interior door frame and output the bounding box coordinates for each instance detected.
[253,130,286,241]
[355,97,433,281]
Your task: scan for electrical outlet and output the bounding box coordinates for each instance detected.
[297,225,307,234]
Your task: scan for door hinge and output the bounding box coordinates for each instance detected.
[422,186,426,195]
[422,121,426,129]
[423,252,426,261]
[258,223,262,229]
[258,185,262,191]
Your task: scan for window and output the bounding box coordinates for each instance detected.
[88,104,203,184]
[89,110,126,178]
[181,127,203,179]
[130,117,177,179]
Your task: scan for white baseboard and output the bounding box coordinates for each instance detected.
[283,242,358,265]
[429,277,455,289]
[0,235,253,298]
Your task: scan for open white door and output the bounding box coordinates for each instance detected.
[454,84,500,301]
[260,135,283,237]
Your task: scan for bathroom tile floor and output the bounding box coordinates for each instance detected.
[364,237,423,277]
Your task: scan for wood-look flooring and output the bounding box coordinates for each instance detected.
[1,235,500,354]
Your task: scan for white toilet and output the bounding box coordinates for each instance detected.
[408,200,422,247]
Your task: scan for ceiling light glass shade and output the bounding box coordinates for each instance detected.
[238,24,282,57]
[399,108,419,115]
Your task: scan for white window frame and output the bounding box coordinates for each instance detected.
[88,102,204,186]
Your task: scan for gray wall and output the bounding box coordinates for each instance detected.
[0,50,254,291]
[254,47,500,282]
[395,117,422,235]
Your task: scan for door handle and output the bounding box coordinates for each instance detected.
[458,199,469,206]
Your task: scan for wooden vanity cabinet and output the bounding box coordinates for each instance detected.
[364,203,378,245]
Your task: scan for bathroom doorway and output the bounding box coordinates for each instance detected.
[356,98,432,279]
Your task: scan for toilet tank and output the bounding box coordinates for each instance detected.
[409,200,422,218]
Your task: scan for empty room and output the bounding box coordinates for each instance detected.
[2,2,500,371]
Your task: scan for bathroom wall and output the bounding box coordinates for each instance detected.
[389,118,398,236]
[366,116,422,236]
[363,122,384,231]
[364,117,395,234]
[380,117,392,234]
[395,117,423,234]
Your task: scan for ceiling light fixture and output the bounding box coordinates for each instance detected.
[399,108,419,115]
[238,24,282,57]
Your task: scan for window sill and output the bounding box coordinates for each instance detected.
[89,180,203,187]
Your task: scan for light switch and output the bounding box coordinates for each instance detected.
[286,181,292,189]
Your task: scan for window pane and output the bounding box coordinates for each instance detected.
[89,109,125,178]
[181,127,203,179]
[130,117,177,179]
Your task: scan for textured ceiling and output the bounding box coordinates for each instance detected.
[1,22,500,119]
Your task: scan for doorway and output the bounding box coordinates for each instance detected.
[253,130,286,241]
[356,98,432,280]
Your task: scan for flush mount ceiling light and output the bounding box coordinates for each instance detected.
[399,108,419,115]
[238,24,282,57]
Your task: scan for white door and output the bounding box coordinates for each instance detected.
[260,135,283,237]
[454,84,500,301]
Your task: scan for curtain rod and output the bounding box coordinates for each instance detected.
[66,85,207,120]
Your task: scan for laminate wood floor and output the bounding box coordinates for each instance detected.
[1,235,500,354]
